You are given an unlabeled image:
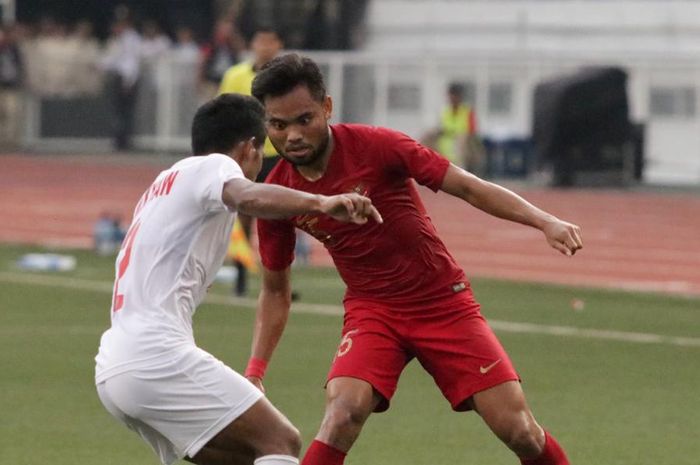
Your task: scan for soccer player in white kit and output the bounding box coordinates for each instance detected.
[95,94,382,465]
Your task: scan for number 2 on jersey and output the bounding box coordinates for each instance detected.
[111,221,141,313]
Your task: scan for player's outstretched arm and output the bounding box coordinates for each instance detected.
[222,178,382,224]
[245,266,293,392]
[440,164,583,256]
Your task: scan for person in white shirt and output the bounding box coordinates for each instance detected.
[140,19,172,62]
[95,93,382,465]
[100,15,141,150]
[172,26,200,62]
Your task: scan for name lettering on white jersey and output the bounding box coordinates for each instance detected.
[134,170,180,216]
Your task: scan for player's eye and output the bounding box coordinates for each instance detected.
[299,115,312,125]
[269,121,286,131]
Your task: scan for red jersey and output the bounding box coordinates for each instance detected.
[258,124,469,306]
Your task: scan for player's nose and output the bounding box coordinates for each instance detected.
[286,126,303,143]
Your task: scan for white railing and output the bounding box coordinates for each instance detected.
[21,49,700,185]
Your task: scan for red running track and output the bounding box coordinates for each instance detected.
[2,153,700,297]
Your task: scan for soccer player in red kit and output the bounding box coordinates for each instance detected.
[245,54,582,465]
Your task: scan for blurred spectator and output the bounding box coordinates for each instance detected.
[423,82,485,174]
[100,11,141,150]
[0,24,24,147]
[218,26,284,177]
[65,20,102,95]
[140,19,171,63]
[219,26,283,96]
[170,25,201,134]
[21,18,104,98]
[218,26,284,297]
[172,26,199,61]
[32,16,71,96]
[93,211,126,256]
[199,18,242,98]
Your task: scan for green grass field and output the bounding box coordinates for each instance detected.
[1,243,699,464]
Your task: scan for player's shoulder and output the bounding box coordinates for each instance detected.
[332,124,410,167]
[333,123,404,143]
[171,153,239,174]
[333,122,378,137]
[346,125,412,163]
[173,152,227,166]
[331,123,386,150]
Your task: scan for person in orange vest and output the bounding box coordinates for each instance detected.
[435,82,485,174]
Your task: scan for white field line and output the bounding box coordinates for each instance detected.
[1,271,699,348]
[0,271,114,292]
[487,321,700,348]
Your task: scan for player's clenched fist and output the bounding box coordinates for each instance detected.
[542,219,583,256]
[319,193,383,225]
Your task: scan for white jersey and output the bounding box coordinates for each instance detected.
[95,154,243,383]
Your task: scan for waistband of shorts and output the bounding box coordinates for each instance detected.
[95,343,198,384]
[343,291,479,314]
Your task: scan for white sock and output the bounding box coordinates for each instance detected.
[254,455,299,465]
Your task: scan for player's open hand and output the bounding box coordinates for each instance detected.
[542,219,583,256]
[320,193,383,225]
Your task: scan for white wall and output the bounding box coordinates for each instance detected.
[366,1,700,55]
[358,0,700,185]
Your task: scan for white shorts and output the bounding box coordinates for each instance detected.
[96,347,264,465]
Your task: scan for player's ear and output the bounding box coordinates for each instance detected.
[323,95,333,120]
[230,139,254,166]
[245,137,258,159]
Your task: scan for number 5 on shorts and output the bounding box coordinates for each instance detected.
[336,329,359,358]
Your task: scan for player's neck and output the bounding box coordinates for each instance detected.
[296,129,334,182]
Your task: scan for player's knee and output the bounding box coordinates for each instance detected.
[282,424,303,457]
[502,420,543,457]
[324,406,362,432]
[322,398,371,436]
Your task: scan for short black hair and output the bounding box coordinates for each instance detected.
[448,82,465,96]
[252,53,327,103]
[191,94,266,156]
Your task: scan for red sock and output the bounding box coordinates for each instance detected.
[521,431,570,465]
[301,440,346,465]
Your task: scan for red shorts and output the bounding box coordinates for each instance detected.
[327,293,519,412]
